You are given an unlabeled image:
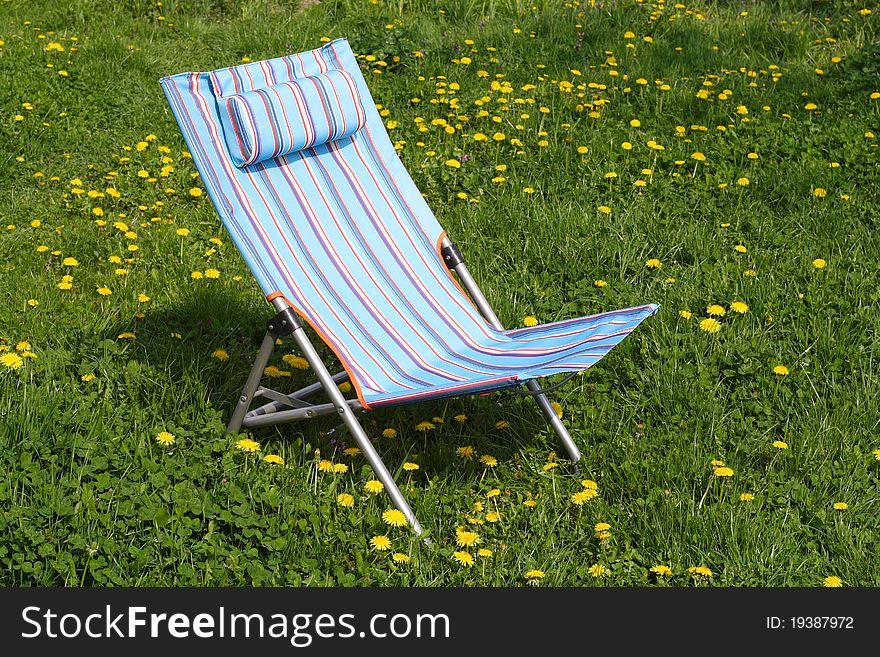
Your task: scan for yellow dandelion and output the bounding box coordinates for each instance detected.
[455,528,480,547]
[383,509,408,527]
[235,438,260,453]
[454,414,468,423]
[823,576,842,588]
[740,492,755,501]
[155,431,175,446]
[773,440,789,450]
[480,454,498,467]
[679,310,693,319]
[402,462,419,471]
[337,493,354,508]
[688,566,713,577]
[477,549,492,558]
[333,463,348,473]
[707,304,726,317]
[282,354,309,369]
[485,511,500,523]
[813,187,827,198]
[523,315,538,327]
[211,349,229,361]
[589,564,608,577]
[175,228,190,236]
[456,446,474,458]
[96,286,112,296]
[81,373,96,382]
[415,421,435,431]
[650,565,672,576]
[713,466,734,477]
[1,353,23,370]
[571,490,596,506]
[263,454,284,465]
[699,318,721,333]
[812,258,827,269]
[189,187,203,197]
[525,569,544,580]
[833,502,848,510]
[204,268,220,279]
[392,552,410,564]
[370,535,391,551]
[364,479,384,494]
[453,551,474,567]
[730,301,749,314]
[486,488,501,498]
[773,365,789,376]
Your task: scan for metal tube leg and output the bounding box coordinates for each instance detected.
[288,322,426,537]
[526,380,582,462]
[225,332,277,435]
[443,242,581,462]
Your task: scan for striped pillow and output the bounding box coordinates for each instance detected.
[216,69,367,167]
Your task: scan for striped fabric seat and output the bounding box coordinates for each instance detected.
[161,38,658,409]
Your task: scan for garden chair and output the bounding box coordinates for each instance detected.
[161,38,658,535]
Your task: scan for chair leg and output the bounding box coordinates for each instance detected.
[226,332,277,435]
[442,238,583,463]
[287,319,426,537]
[525,380,582,463]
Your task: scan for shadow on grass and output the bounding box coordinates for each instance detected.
[103,284,569,477]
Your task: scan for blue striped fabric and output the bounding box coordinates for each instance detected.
[215,69,366,167]
[160,38,659,409]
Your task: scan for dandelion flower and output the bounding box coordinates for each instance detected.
[713,466,734,477]
[873,449,880,461]
[212,349,229,361]
[773,365,789,376]
[282,354,309,369]
[486,488,501,498]
[156,431,175,446]
[679,310,693,319]
[480,454,498,467]
[189,187,203,197]
[262,454,284,465]
[823,576,842,587]
[96,286,112,296]
[453,551,474,567]
[688,566,713,577]
[336,493,354,507]
[62,257,79,266]
[370,535,391,551]
[477,549,492,558]
[415,421,435,431]
[382,427,397,439]
[813,188,827,198]
[525,569,544,580]
[734,244,747,253]
[571,490,596,505]
[383,509,408,527]
[495,420,510,429]
[364,480,384,494]
[595,279,607,287]
[235,438,260,452]
[772,440,788,450]
[204,268,220,279]
[730,301,749,314]
[392,552,410,564]
[485,511,500,523]
[402,462,419,471]
[333,463,348,473]
[650,565,672,577]
[523,315,538,327]
[589,564,608,577]
[456,446,474,458]
[812,258,827,269]
[691,152,706,161]
[645,258,662,269]
[740,492,755,502]
[175,228,190,236]
[81,373,96,382]
[699,318,721,333]
[833,502,848,510]
[454,414,467,423]
[455,528,480,547]
[707,304,726,317]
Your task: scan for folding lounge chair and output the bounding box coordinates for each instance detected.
[161,38,658,535]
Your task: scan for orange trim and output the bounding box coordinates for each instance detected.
[435,231,479,313]
[264,292,372,410]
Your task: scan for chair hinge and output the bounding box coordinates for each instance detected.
[267,307,301,338]
[441,242,464,269]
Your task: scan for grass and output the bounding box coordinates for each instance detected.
[1,0,879,587]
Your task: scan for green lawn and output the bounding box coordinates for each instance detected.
[1,0,878,587]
